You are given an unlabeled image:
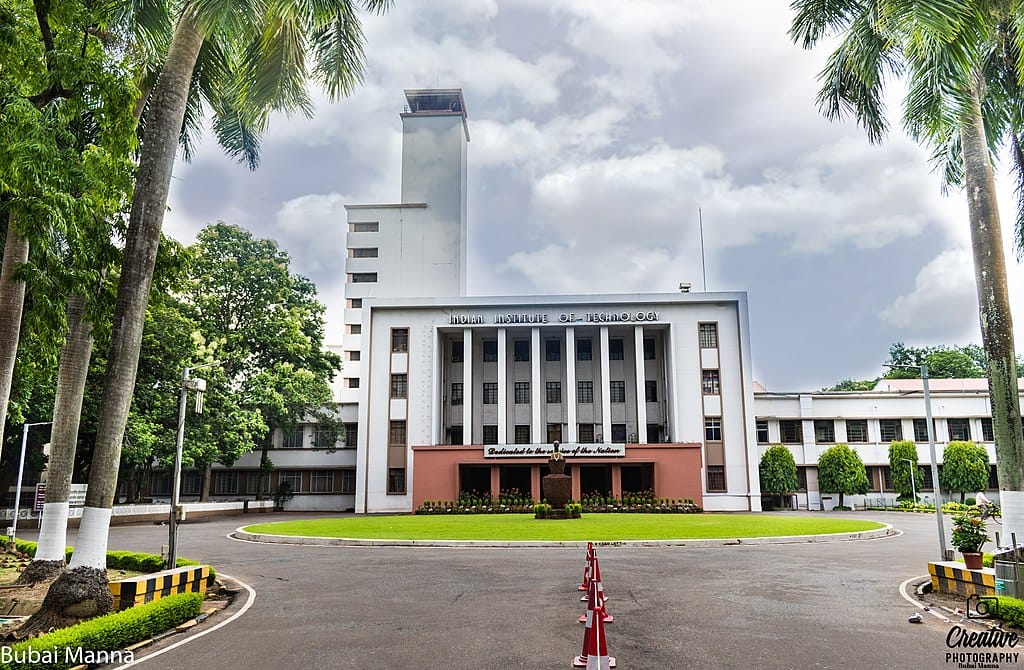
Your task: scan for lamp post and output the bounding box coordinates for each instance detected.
[901,458,917,506]
[167,362,218,569]
[10,422,52,543]
[886,363,948,560]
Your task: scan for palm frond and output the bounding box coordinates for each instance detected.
[182,0,265,39]
[234,12,313,116]
[789,0,864,48]
[1012,134,1024,258]
[311,5,366,100]
[212,101,264,170]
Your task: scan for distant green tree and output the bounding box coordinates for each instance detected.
[759,445,799,508]
[940,441,990,504]
[884,342,985,379]
[823,378,878,392]
[888,441,924,500]
[817,443,869,509]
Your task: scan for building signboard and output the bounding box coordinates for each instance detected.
[483,443,626,458]
[449,311,660,326]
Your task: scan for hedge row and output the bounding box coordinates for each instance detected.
[0,592,203,670]
[0,538,216,584]
[995,596,1024,628]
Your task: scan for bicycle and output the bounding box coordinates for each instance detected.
[977,503,1001,525]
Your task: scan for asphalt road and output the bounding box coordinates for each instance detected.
[21,512,975,670]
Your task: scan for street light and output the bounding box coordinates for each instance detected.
[10,421,52,543]
[167,362,219,569]
[901,458,917,506]
[886,363,948,560]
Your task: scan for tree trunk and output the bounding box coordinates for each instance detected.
[838,493,844,509]
[960,88,1024,540]
[200,463,211,502]
[27,17,207,630]
[0,214,28,447]
[18,295,93,585]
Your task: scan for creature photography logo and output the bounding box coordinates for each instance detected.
[944,595,1020,669]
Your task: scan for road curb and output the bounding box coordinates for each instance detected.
[230,523,897,548]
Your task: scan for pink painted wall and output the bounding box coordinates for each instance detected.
[412,443,704,508]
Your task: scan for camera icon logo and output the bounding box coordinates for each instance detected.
[967,593,999,618]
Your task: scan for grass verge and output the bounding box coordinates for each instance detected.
[243,514,885,541]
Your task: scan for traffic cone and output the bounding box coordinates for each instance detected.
[579,567,613,624]
[573,603,616,669]
[578,542,594,592]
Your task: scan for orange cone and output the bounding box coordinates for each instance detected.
[579,557,613,623]
[573,603,616,669]
[578,542,594,593]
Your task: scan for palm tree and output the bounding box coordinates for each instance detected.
[790,0,1024,535]
[29,0,392,627]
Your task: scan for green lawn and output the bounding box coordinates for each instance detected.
[242,514,885,541]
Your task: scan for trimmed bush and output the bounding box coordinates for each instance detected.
[0,592,203,670]
[995,596,1024,628]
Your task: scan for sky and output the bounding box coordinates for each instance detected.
[162,0,1024,393]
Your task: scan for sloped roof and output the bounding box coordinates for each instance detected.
[872,378,1024,392]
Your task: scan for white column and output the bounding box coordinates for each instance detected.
[566,327,577,443]
[498,328,507,444]
[532,327,542,442]
[600,326,611,443]
[667,325,679,443]
[634,325,648,444]
[463,328,473,445]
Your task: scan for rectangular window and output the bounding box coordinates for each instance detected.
[545,339,561,361]
[391,329,409,353]
[313,426,338,448]
[702,369,720,395]
[348,350,360,361]
[213,471,237,495]
[151,472,171,496]
[546,382,561,404]
[981,418,994,441]
[814,420,834,444]
[921,465,936,491]
[349,272,377,283]
[609,381,626,403]
[756,420,769,444]
[388,468,406,494]
[451,383,463,406]
[483,383,498,404]
[182,471,202,495]
[451,341,463,363]
[245,472,268,496]
[609,339,624,360]
[340,469,356,494]
[278,470,302,493]
[390,373,408,399]
[310,471,334,493]
[483,425,498,445]
[513,340,530,362]
[699,323,718,349]
[797,467,808,492]
[948,418,971,441]
[990,465,999,489]
[578,424,595,444]
[705,417,722,441]
[882,466,893,491]
[576,339,593,361]
[643,337,656,360]
[448,426,463,445]
[348,324,361,335]
[351,247,378,258]
[515,425,530,444]
[282,428,303,449]
[645,380,658,403]
[547,423,562,443]
[343,423,357,448]
[611,423,627,443]
[389,420,406,445]
[514,382,530,404]
[780,420,802,444]
[351,221,378,232]
[879,419,902,442]
[483,340,498,362]
[706,465,726,492]
[577,381,594,404]
[346,377,360,389]
[348,298,363,308]
[846,419,868,443]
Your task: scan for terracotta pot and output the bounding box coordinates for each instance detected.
[962,551,984,570]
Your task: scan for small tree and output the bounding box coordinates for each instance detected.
[818,443,869,509]
[941,441,990,503]
[759,445,799,508]
[888,441,925,501]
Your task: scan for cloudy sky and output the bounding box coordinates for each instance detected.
[162,0,1024,392]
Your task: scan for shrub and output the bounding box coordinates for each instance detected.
[0,592,203,670]
[941,441,990,504]
[817,443,869,508]
[995,596,1024,628]
[888,440,924,499]
[951,512,989,553]
[759,445,798,497]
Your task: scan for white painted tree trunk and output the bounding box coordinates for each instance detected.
[67,507,112,570]
[34,502,70,561]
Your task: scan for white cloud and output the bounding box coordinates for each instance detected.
[880,248,978,332]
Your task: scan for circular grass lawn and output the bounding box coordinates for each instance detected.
[242,514,885,542]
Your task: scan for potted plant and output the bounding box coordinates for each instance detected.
[951,512,990,569]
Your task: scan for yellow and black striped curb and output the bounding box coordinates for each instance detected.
[929,561,995,597]
[232,524,896,548]
[109,565,210,611]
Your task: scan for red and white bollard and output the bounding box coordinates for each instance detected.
[579,557,613,624]
[573,603,616,669]
[578,542,594,594]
